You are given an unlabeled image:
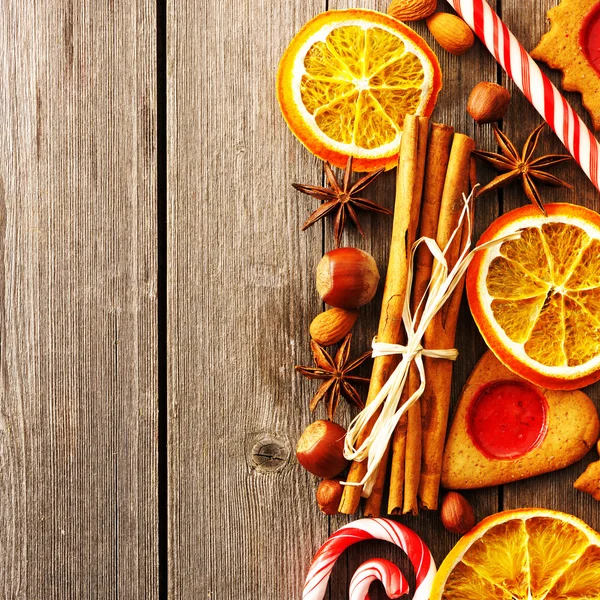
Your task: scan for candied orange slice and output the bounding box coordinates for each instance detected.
[467,203,600,389]
[431,509,600,600]
[277,9,442,171]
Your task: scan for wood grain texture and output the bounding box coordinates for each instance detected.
[0,1,158,597]
[170,0,600,598]
[166,0,328,598]
[167,0,501,596]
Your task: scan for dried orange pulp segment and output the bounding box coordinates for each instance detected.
[277,9,442,172]
[466,203,600,390]
[431,508,600,600]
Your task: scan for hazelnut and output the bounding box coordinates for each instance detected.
[296,420,349,479]
[316,247,380,309]
[441,492,476,535]
[467,82,511,124]
[316,479,344,515]
[309,307,359,346]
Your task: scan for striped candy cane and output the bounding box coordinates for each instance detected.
[349,559,407,600]
[302,518,436,600]
[448,0,600,192]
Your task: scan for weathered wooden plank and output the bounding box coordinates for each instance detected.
[0,1,157,597]
[171,0,600,597]
[500,0,600,529]
[166,0,328,598]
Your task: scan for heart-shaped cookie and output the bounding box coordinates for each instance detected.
[442,350,599,489]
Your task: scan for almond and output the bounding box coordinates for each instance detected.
[467,82,511,124]
[426,12,475,56]
[388,0,437,22]
[309,307,358,346]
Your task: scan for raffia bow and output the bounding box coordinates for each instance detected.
[342,188,516,496]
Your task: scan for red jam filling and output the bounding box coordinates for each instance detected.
[467,381,548,460]
[581,3,600,75]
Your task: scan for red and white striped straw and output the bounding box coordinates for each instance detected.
[448,0,600,192]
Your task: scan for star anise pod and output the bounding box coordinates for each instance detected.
[292,156,391,248]
[295,333,371,420]
[473,123,572,216]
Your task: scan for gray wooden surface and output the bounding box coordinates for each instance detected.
[0,1,158,598]
[169,0,600,598]
[1,0,599,598]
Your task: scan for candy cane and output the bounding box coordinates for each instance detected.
[302,518,436,600]
[349,559,407,600]
[447,0,600,193]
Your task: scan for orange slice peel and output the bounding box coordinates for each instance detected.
[277,9,442,171]
[431,508,600,600]
[467,203,600,390]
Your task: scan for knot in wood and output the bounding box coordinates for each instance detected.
[249,434,290,473]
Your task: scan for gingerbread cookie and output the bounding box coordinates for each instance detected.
[532,0,600,130]
[574,460,600,500]
[442,351,599,490]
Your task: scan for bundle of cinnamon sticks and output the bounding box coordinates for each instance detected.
[339,114,477,517]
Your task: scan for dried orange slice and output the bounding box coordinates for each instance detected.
[277,9,442,171]
[467,203,600,390]
[431,508,600,600]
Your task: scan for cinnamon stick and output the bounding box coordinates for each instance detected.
[387,123,454,515]
[439,156,477,348]
[402,123,455,516]
[385,124,453,515]
[339,115,428,515]
[387,386,409,515]
[418,133,475,510]
[363,446,390,517]
[402,366,422,515]
[365,116,430,519]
